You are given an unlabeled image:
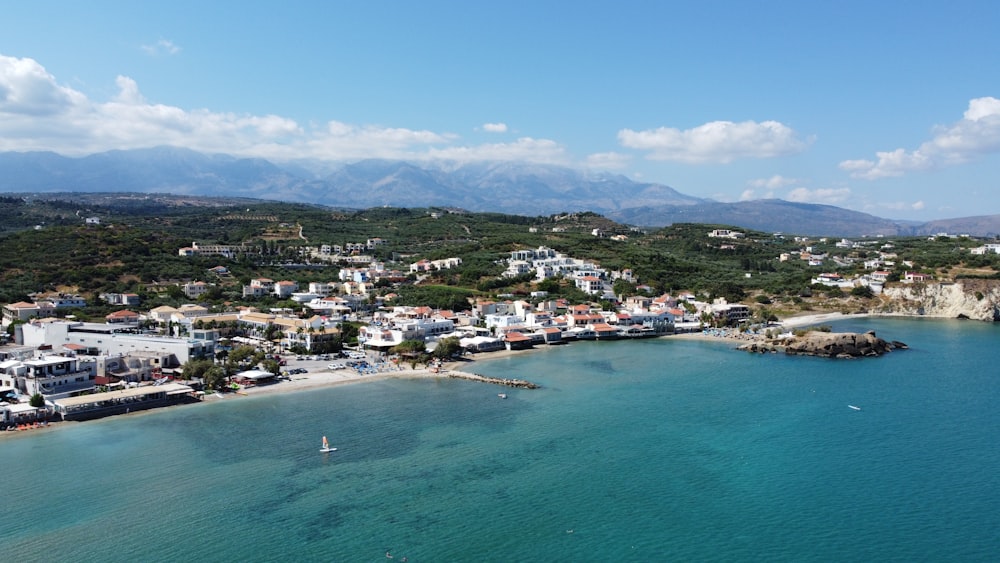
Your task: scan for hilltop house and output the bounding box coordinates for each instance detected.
[3,301,55,323]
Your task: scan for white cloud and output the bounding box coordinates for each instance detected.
[142,39,181,56]
[0,54,87,116]
[618,120,809,163]
[0,54,572,165]
[481,122,508,133]
[113,76,145,105]
[741,175,802,200]
[426,137,570,165]
[786,187,851,205]
[585,151,631,169]
[749,174,799,190]
[875,200,927,212]
[841,96,1000,179]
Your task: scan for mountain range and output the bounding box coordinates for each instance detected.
[2,146,998,237]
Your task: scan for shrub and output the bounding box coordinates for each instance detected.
[851,285,875,299]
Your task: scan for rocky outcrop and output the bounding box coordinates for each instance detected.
[739,330,906,359]
[878,280,1000,321]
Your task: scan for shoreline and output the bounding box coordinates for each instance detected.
[0,311,887,439]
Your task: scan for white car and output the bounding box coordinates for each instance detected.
[327,363,345,370]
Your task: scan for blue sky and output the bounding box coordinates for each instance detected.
[1,1,999,221]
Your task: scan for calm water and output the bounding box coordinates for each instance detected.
[2,317,998,562]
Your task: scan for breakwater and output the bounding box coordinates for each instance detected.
[447,371,541,389]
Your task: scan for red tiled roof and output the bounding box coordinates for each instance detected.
[106,310,138,318]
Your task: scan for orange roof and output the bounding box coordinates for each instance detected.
[106,310,138,318]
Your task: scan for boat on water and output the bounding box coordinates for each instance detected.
[498,393,507,399]
[320,435,337,452]
[848,405,861,411]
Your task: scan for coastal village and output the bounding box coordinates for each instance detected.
[1,224,996,429]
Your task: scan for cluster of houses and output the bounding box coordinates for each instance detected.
[0,240,764,424]
[0,302,349,424]
[502,246,638,300]
[811,270,931,291]
[179,237,389,261]
[779,237,909,270]
[0,282,755,424]
[970,243,1000,255]
[360,293,747,352]
[2,293,88,323]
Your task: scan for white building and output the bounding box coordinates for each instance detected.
[0,354,98,398]
[20,320,214,367]
[183,281,210,299]
[708,229,744,239]
[274,281,299,298]
[970,244,1000,255]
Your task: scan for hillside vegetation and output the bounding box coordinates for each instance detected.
[1,194,998,319]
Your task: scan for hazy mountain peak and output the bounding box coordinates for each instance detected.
[3,148,1000,236]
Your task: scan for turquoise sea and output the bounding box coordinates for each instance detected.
[2,317,999,562]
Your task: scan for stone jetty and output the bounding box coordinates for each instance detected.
[448,371,541,389]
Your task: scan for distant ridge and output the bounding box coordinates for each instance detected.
[605,199,904,237]
[3,147,1000,237]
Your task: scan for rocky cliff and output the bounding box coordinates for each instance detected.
[877,280,1000,321]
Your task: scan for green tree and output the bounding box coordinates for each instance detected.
[393,340,427,356]
[29,393,45,408]
[262,359,281,375]
[710,281,745,303]
[6,319,25,337]
[203,366,227,390]
[181,358,215,380]
[850,285,875,299]
[432,336,462,359]
[612,278,636,298]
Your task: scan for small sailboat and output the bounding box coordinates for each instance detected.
[320,435,337,453]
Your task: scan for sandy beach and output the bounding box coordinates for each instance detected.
[776,311,870,328]
[220,363,451,398]
[656,311,872,345]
